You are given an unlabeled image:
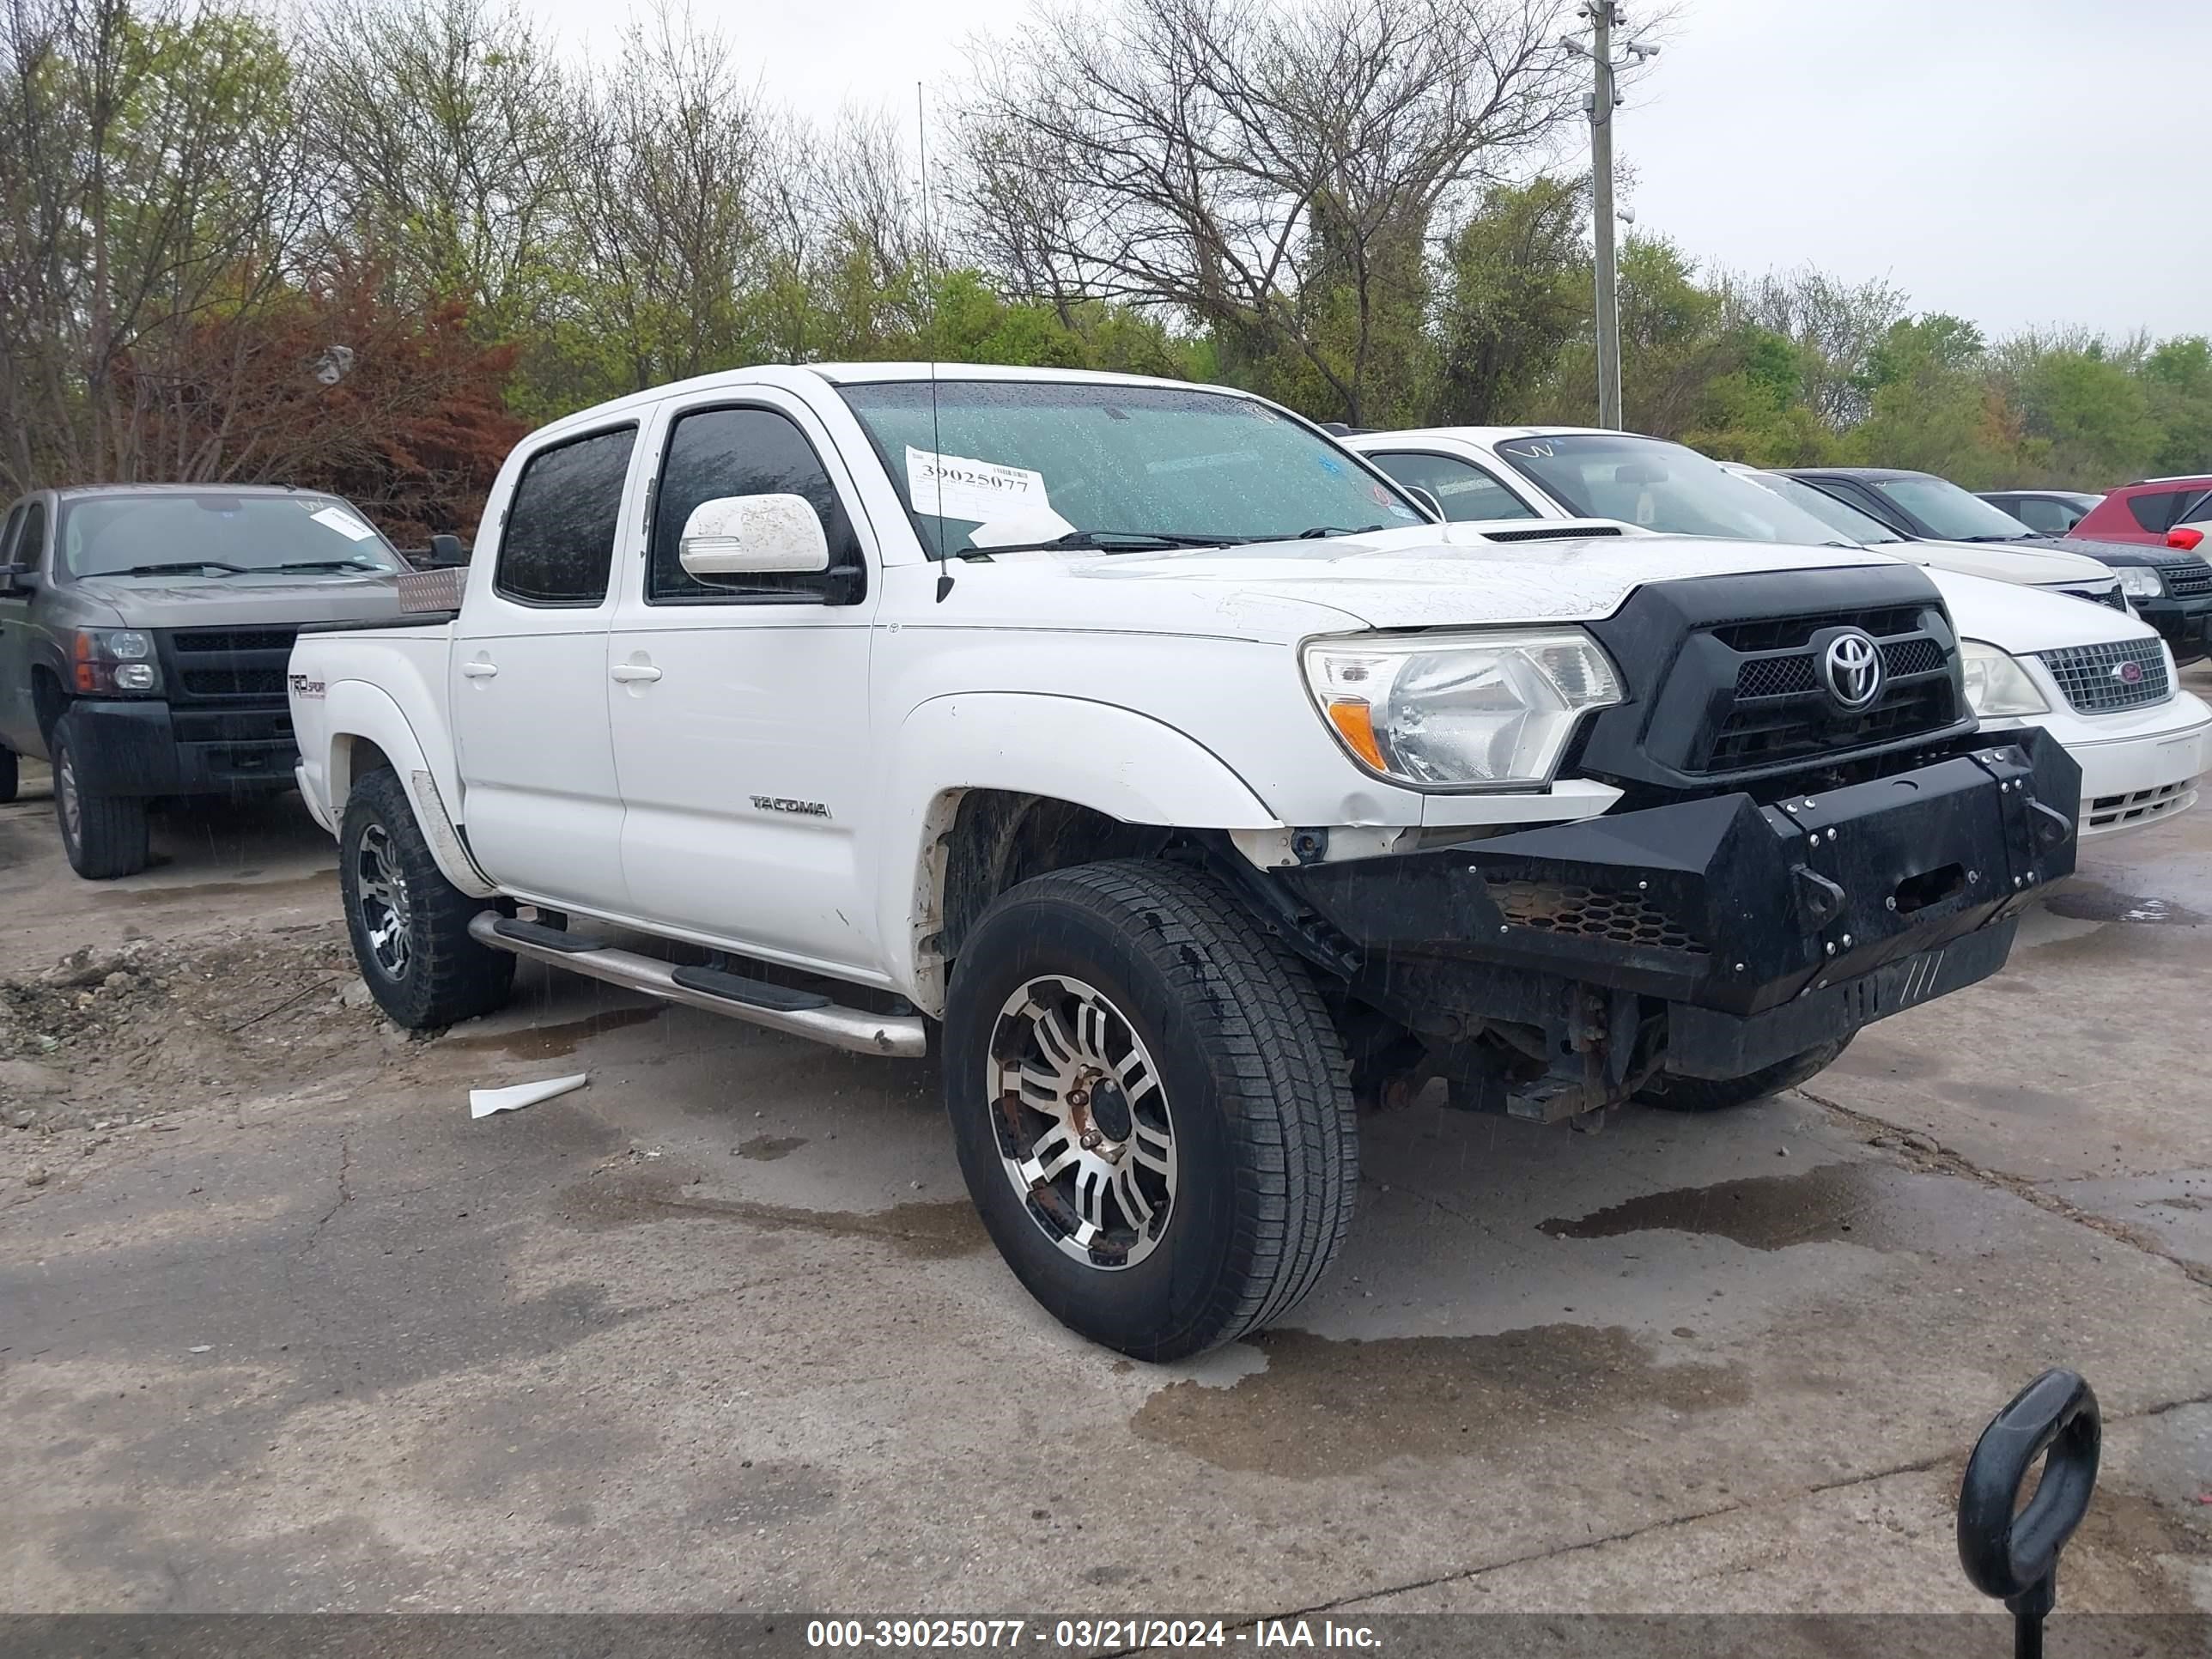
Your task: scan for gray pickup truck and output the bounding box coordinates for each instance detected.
[0,485,410,878]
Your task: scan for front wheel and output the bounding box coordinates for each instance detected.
[944,860,1359,1361]
[52,720,149,879]
[1636,1038,1850,1114]
[339,767,514,1029]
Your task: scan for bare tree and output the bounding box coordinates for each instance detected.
[0,0,322,492]
[301,0,577,333]
[1723,264,1910,428]
[950,0,1579,421]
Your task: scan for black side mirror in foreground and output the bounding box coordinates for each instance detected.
[1958,1369,2102,1659]
[415,533,467,568]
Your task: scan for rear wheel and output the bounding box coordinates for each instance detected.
[1637,1038,1850,1114]
[944,860,1358,1361]
[52,719,149,879]
[340,767,514,1029]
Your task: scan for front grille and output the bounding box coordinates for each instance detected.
[179,665,289,697]
[168,629,299,654]
[2164,558,2212,599]
[2037,639,2172,713]
[160,625,300,708]
[1489,880,1705,953]
[1694,607,1960,776]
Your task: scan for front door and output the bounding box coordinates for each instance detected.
[607,394,880,978]
[451,423,641,913]
[0,501,35,754]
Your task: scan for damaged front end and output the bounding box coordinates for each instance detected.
[1262,727,2080,1123]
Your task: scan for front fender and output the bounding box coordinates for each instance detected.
[320,679,499,899]
[874,692,1283,1008]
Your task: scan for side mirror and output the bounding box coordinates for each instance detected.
[422,533,467,567]
[679,493,830,578]
[0,561,33,593]
[2166,526,2203,551]
[1403,485,1445,522]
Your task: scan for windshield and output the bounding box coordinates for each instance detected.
[59,493,405,579]
[835,380,1427,556]
[1489,434,1850,546]
[1739,470,1905,545]
[1870,477,2038,541]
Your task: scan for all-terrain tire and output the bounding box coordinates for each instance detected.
[944,859,1359,1361]
[1636,1038,1850,1114]
[340,766,514,1029]
[52,719,150,879]
[0,745,17,805]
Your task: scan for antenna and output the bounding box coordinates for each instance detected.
[918,82,951,603]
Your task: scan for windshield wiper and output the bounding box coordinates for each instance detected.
[1955,534,2039,544]
[264,559,386,574]
[955,529,1243,558]
[1297,524,1386,538]
[105,561,249,576]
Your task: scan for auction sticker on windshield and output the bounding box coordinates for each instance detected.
[309,505,378,541]
[906,447,1054,524]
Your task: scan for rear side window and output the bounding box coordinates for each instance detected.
[2010,496,2075,534]
[495,426,636,606]
[1366,452,1537,522]
[649,405,860,602]
[0,504,22,565]
[2124,489,2207,534]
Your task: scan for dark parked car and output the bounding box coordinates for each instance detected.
[1782,466,2211,664]
[2062,476,2212,546]
[0,485,408,877]
[1978,489,2102,535]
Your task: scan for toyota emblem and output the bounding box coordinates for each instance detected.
[1820,629,1885,711]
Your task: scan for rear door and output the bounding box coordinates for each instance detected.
[451,424,642,912]
[606,390,881,976]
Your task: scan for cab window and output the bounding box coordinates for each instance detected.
[1366,452,1538,522]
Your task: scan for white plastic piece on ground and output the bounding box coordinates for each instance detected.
[469,1073,589,1119]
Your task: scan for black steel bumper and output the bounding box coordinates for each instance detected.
[62,699,298,797]
[1279,728,2080,1085]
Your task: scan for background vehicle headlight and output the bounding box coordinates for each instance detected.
[1960,640,2048,717]
[70,629,163,696]
[2114,567,2164,600]
[1304,629,1623,787]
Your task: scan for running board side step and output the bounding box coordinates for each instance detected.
[469,912,927,1058]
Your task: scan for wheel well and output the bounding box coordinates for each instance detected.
[334,736,393,805]
[937,791,1170,968]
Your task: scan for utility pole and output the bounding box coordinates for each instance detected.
[1565,5,1657,431]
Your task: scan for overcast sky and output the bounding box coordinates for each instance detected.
[534,0,2209,343]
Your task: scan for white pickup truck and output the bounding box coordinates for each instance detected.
[287,364,2080,1359]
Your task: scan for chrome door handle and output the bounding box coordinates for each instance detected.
[460,660,499,678]
[610,663,662,684]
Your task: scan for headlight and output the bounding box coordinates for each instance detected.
[2115,567,2164,600]
[1960,640,2048,717]
[70,629,163,696]
[1303,629,1623,788]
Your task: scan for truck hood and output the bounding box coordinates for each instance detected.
[1880,538,2113,586]
[1923,568,2160,655]
[2039,535,2200,571]
[1038,522,1893,634]
[66,569,407,630]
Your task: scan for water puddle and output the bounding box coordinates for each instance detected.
[439,1005,666,1060]
[1132,1325,1746,1477]
[1537,1163,1903,1251]
[554,1169,987,1259]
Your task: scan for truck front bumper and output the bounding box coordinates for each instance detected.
[63,699,298,797]
[1278,729,2080,1089]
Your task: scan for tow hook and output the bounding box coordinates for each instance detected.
[1958,1369,2101,1659]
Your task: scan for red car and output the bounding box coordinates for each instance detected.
[2065,475,2212,544]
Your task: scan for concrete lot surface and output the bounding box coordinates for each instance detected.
[3,702,2209,1616]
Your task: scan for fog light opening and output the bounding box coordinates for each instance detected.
[1893,862,1966,915]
